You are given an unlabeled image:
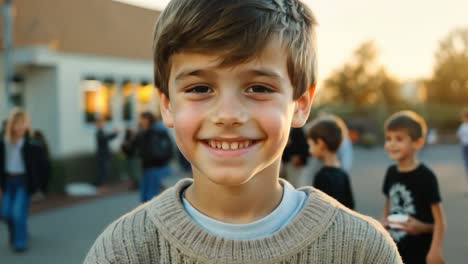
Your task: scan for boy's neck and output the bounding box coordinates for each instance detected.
[184,162,284,224]
[320,151,340,168]
[397,155,419,172]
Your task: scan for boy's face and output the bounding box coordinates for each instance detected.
[158,40,314,186]
[95,118,104,129]
[384,129,423,162]
[138,116,150,130]
[307,138,324,161]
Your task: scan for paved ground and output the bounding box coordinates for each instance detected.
[1,144,467,263]
[350,144,468,264]
[0,192,139,264]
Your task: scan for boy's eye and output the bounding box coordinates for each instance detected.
[246,85,274,93]
[185,85,212,93]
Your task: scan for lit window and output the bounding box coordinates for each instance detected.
[137,83,154,104]
[136,82,160,116]
[82,79,115,123]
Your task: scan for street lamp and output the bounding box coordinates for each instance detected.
[2,0,13,113]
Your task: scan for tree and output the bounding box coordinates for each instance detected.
[426,28,468,105]
[322,41,401,110]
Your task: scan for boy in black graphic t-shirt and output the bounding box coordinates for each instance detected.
[380,111,446,264]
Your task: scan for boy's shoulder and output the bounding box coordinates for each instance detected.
[383,163,439,193]
[83,182,183,264]
[302,187,400,261]
[417,163,436,175]
[406,163,437,181]
[386,163,435,176]
[301,187,395,240]
[316,166,348,176]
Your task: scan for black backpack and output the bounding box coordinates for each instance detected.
[140,128,173,164]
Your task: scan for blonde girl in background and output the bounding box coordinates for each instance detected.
[0,108,48,252]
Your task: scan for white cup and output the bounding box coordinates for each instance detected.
[387,214,409,229]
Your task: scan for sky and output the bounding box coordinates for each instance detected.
[113,0,468,82]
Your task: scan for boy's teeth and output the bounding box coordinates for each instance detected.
[222,142,229,150]
[210,141,216,148]
[208,140,252,150]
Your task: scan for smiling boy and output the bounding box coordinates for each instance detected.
[84,0,401,263]
[380,111,446,264]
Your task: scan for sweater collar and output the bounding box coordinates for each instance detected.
[146,179,339,263]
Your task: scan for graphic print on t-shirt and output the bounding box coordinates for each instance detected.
[388,183,416,242]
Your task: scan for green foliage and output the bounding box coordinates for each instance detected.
[426,27,468,105]
[322,41,402,109]
[314,28,467,141]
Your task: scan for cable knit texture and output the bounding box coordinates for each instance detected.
[84,179,402,263]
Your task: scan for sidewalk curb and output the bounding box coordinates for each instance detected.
[29,180,134,215]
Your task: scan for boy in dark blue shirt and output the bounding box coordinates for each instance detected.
[307,117,354,209]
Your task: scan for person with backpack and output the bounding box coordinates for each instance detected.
[136,111,173,202]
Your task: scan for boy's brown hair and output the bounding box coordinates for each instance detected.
[384,110,427,141]
[152,0,317,99]
[307,118,343,152]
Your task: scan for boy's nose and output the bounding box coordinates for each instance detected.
[210,95,248,127]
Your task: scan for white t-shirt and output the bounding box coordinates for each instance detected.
[182,181,307,240]
[457,123,468,146]
[5,137,26,174]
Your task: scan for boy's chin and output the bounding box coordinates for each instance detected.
[205,173,256,187]
[386,153,401,161]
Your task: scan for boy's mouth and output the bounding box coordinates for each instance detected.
[388,150,401,157]
[205,139,256,150]
[203,139,258,150]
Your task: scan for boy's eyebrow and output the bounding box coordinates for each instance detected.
[174,68,286,82]
[244,69,285,82]
[175,69,210,81]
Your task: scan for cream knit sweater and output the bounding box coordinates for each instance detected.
[85,179,402,263]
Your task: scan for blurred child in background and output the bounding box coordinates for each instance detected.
[380,110,446,264]
[457,108,468,188]
[307,117,355,209]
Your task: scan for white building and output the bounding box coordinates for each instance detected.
[0,0,161,184]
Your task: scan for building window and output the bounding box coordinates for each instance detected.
[82,80,115,123]
[137,82,154,104]
[122,81,135,122]
[136,82,159,115]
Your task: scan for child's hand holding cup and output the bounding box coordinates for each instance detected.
[387,214,409,229]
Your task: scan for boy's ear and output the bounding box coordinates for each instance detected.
[291,85,316,128]
[156,89,174,128]
[316,138,327,151]
[413,137,425,150]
